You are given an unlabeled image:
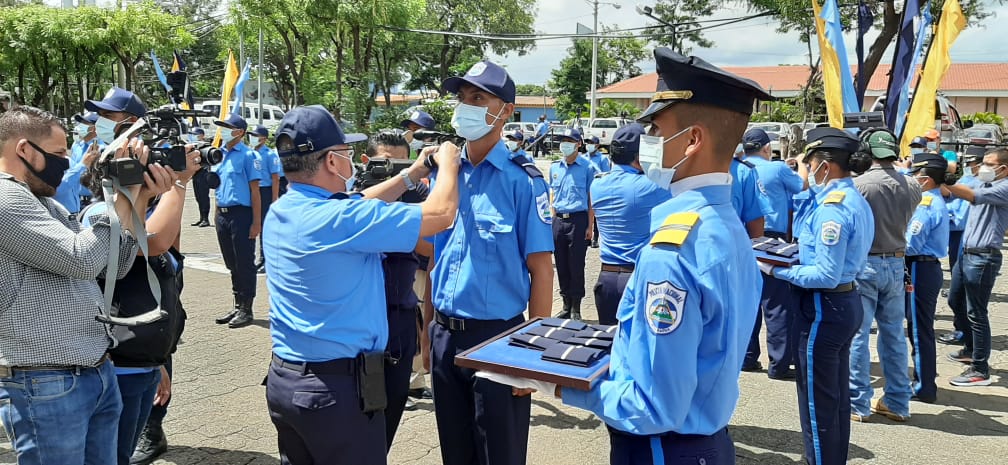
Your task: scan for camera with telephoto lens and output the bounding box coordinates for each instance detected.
[410,130,466,171]
[354,158,415,190]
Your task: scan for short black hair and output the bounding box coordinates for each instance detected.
[921,166,946,185]
[366,130,407,157]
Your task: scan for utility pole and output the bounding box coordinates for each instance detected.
[590,0,599,123]
[258,27,264,125]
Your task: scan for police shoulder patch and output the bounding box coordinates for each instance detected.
[536,192,552,224]
[920,195,933,207]
[824,191,846,204]
[650,212,700,246]
[646,281,686,335]
[909,219,924,236]
[253,159,262,171]
[820,220,842,245]
[757,180,768,196]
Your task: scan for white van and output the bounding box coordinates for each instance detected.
[197,100,286,133]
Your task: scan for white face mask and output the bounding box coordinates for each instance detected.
[559,142,577,156]
[95,116,120,144]
[927,142,938,151]
[964,165,974,177]
[586,144,596,153]
[223,130,242,145]
[335,151,357,192]
[409,139,424,151]
[74,124,90,138]
[977,165,999,183]
[504,140,519,152]
[809,162,829,191]
[641,126,694,190]
[451,102,505,141]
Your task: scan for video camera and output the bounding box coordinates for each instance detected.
[406,130,467,171]
[354,158,415,190]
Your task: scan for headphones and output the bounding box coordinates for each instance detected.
[849,127,893,173]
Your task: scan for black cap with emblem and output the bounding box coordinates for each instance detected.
[907,152,948,174]
[636,48,775,124]
[801,127,872,173]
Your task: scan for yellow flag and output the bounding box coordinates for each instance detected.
[213,50,241,148]
[813,0,844,129]
[900,0,966,151]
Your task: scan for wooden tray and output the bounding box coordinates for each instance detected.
[454,317,610,391]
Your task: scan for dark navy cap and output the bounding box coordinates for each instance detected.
[73,111,99,125]
[214,113,247,131]
[743,128,771,151]
[610,123,646,163]
[585,135,600,145]
[400,109,436,130]
[637,48,774,123]
[275,105,367,158]
[505,130,524,141]
[963,145,988,163]
[908,152,948,174]
[909,136,928,148]
[801,127,860,162]
[560,128,583,142]
[442,61,516,104]
[84,87,147,117]
[250,125,269,137]
[188,127,205,136]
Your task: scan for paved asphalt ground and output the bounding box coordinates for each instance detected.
[3,158,1007,464]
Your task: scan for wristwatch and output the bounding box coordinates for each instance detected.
[399,168,417,190]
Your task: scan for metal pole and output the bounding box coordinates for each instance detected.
[258,27,264,126]
[589,0,598,123]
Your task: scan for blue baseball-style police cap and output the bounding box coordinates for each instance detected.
[250,125,269,137]
[637,48,774,124]
[610,123,646,161]
[909,136,929,148]
[907,152,948,174]
[400,110,436,130]
[188,127,205,136]
[585,135,600,145]
[84,87,148,117]
[802,127,860,162]
[505,130,524,141]
[560,128,583,143]
[274,105,367,158]
[214,113,248,131]
[442,61,516,104]
[73,111,99,125]
[743,128,771,150]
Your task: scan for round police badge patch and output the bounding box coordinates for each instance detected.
[821,220,841,246]
[909,220,924,235]
[468,62,487,76]
[646,281,686,335]
[536,192,552,224]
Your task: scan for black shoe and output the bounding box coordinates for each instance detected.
[130,424,167,465]
[228,310,253,328]
[741,361,763,372]
[911,393,937,404]
[591,240,599,248]
[768,368,796,380]
[408,387,433,400]
[215,309,238,325]
[570,298,582,321]
[555,296,572,318]
[946,349,973,364]
[404,398,418,411]
[199,220,211,227]
[190,219,204,227]
[256,264,266,274]
[938,331,965,345]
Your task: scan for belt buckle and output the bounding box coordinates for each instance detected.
[220,207,229,213]
[0,365,11,378]
[449,317,466,331]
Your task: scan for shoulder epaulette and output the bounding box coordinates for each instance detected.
[738,158,755,169]
[510,155,543,179]
[920,195,933,207]
[650,212,700,246]
[594,171,611,179]
[824,191,846,205]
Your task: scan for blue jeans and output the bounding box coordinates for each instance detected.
[947,249,1002,374]
[851,255,912,417]
[0,360,122,465]
[116,369,161,465]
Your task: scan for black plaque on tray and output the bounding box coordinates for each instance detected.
[751,236,801,267]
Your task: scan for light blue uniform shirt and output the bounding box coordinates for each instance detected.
[265,183,422,361]
[906,189,949,258]
[590,164,671,266]
[429,141,554,320]
[961,177,1008,250]
[776,178,875,289]
[549,155,597,213]
[254,145,281,187]
[948,175,977,231]
[587,151,611,173]
[536,121,548,137]
[564,174,760,435]
[53,139,99,214]
[744,156,803,233]
[212,142,261,207]
[730,159,773,224]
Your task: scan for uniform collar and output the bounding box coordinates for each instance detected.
[669,172,731,197]
[225,141,250,154]
[557,155,587,167]
[463,140,510,171]
[814,177,854,202]
[926,187,941,196]
[615,164,641,174]
[288,182,336,199]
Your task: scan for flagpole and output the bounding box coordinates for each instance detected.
[882,0,910,130]
[258,27,264,126]
[900,8,940,142]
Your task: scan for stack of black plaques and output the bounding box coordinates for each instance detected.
[508,318,617,367]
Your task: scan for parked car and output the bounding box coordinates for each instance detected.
[747,121,792,158]
[578,118,632,149]
[503,122,537,141]
[869,92,970,151]
[968,123,1004,143]
[964,127,1003,145]
[197,100,286,133]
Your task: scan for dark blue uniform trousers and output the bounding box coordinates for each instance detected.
[266,357,386,465]
[745,273,796,376]
[429,314,530,465]
[793,289,862,465]
[905,258,941,401]
[553,212,588,300]
[192,168,211,221]
[257,186,274,266]
[593,268,632,325]
[215,206,257,299]
[947,229,963,270]
[384,305,418,449]
[608,426,734,465]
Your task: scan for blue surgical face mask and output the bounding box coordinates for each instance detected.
[808,162,828,192]
[334,151,357,192]
[223,130,242,145]
[95,116,119,144]
[586,144,596,153]
[559,142,577,156]
[927,142,938,151]
[451,102,506,141]
[642,126,694,191]
[911,147,924,155]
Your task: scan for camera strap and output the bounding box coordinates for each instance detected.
[96,176,167,338]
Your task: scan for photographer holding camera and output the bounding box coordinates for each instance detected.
[0,105,173,464]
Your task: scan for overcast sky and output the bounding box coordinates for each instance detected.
[492,0,1008,85]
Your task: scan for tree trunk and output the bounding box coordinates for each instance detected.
[854,1,900,94]
[60,50,73,118]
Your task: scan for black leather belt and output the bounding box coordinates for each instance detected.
[434,311,514,332]
[964,247,999,255]
[218,205,250,214]
[870,251,905,258]
[271,354,355,375]
[906,255,939,263]
[556,211,586,219]
[0,353,110,378]
[812,282,855,293]
[601,264,635,273]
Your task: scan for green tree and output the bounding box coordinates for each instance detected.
[643,0,716,53]
[595,99,640,119]
[515,84,546,96]
[548,30,648,120]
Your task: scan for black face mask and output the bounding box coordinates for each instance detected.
[21,140,70,189]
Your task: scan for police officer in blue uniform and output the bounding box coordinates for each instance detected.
[730,150,772,240]
[550,128,597,320]
[939,148,982,345]
[590,123,671,325]
[904,152,950,403]
[768,128,874,465]
[401,109,437,156]
[741,128,804,379]
[504,129,528,158]
[249,125,281,273]
[210,113,262,329]
[422,60,554,465]
[186,127,213,227]
[54,112,101,219]
[584,135,611,172]
[263,105,461,465]
[554,49,767,465]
